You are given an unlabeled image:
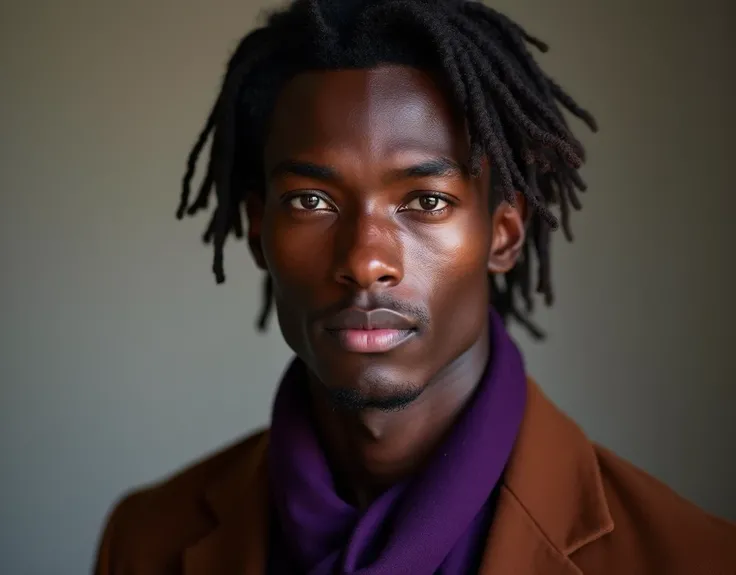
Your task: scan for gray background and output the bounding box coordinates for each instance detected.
[1,0,734,573]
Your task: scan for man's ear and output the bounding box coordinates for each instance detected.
[245,193,267,270]
[488,194,526,274]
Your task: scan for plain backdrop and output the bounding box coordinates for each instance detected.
[1,0,735,573]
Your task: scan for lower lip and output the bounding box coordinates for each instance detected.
[327,329,415,353]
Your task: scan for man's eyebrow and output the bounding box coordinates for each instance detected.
[269,160,339,182]
[394,157,467,179]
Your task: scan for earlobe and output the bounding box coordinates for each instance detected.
[488,200,525,274]
[245,193,268,270]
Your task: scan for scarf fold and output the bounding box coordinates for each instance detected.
[268,309,527,575]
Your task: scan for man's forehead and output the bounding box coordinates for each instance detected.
[264,65,467,163]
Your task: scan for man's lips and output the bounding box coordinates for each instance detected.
[323,308,417,353]
[323,307,416,331]
[328,328,415,353]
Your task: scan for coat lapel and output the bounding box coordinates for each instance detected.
[183,433,270,575]
[479,379,614,574]
[479,485,583,575]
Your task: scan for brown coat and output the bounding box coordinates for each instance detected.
[93,380,736,574]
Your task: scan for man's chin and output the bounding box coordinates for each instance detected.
[306,356,428,412]
[324,384,423,413]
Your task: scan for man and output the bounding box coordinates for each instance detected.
[94,0,736,573]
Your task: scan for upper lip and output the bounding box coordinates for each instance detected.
[324,308,416,331]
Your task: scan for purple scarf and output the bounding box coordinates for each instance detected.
[268,310,527,574]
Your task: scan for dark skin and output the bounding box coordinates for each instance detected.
[246,65,525,507]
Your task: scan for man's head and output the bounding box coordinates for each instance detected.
[177,0,596,410]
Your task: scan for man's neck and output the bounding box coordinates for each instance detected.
[308,332,490,508]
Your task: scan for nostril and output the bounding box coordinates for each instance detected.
[377,275,395,284]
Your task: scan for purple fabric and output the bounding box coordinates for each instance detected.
[267,310,527,575]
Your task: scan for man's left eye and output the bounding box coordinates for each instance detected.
[404,195,449,212]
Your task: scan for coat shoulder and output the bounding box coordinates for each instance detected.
[92,430,269,574]
[572,444,736,574]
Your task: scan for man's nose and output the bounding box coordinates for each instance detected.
[332,214,404,290]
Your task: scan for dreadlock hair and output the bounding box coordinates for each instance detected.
[177,0,597,339]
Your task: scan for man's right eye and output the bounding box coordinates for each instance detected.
[289,193,332,211]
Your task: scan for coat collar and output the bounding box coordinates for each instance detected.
[479,379,614,574]
[183,379,613,575]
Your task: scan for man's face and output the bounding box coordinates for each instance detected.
[249,65,520,409]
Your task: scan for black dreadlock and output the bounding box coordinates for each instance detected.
[177,0,597,339]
